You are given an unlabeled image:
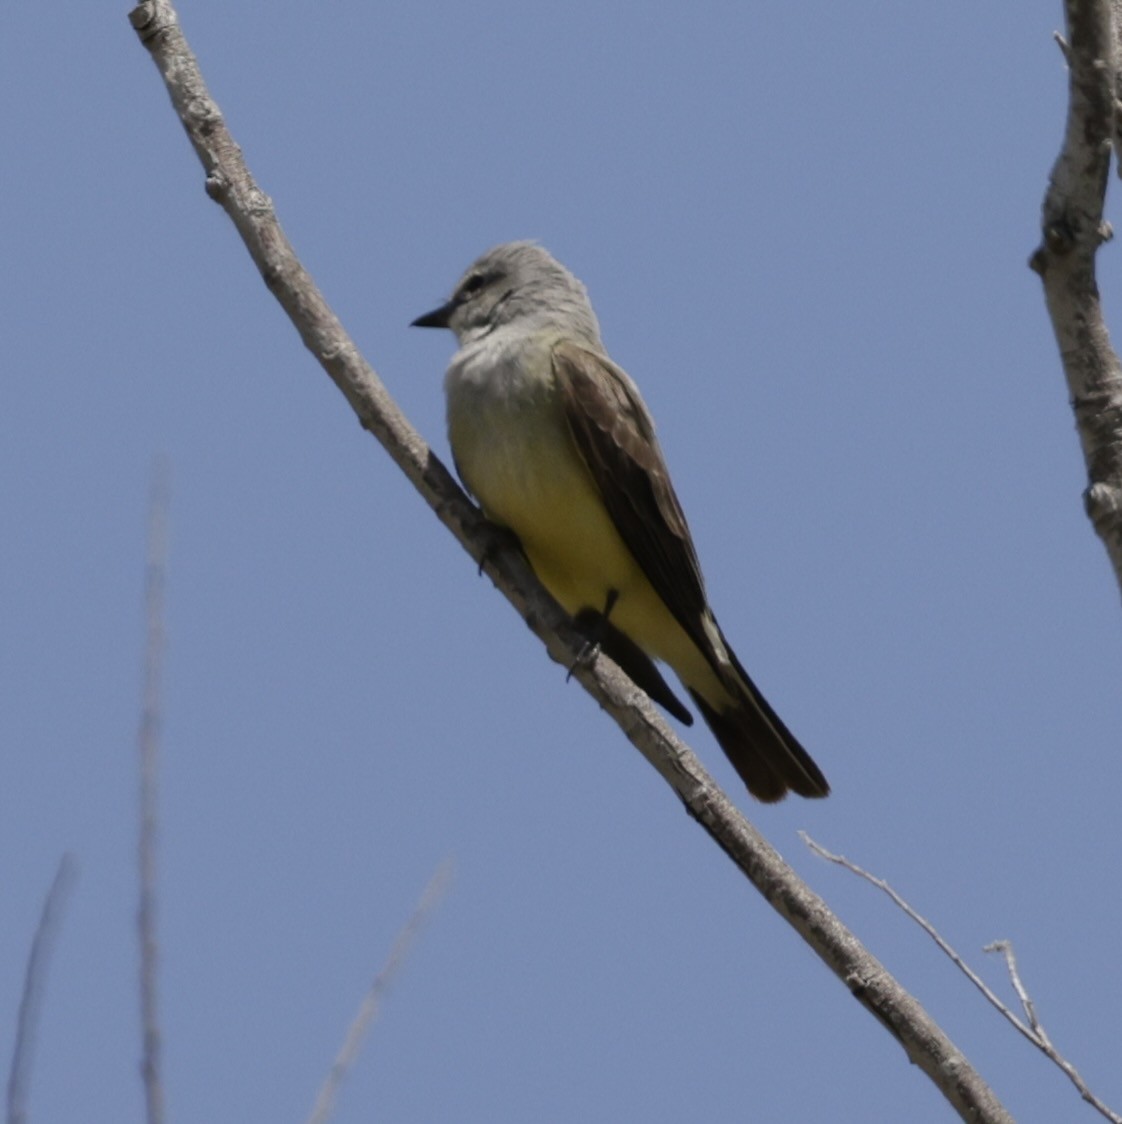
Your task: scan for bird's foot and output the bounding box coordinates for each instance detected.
[567,593,617,681]
[476,522,523,577]
[566,636,601,682]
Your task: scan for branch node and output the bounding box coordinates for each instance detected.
[128,2,159,34]
[204,172,226,202]
[1044,219,1075,255]
[261,262,284,293]
[1085,480,1122,523]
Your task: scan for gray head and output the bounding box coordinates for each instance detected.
[412,242,602,347]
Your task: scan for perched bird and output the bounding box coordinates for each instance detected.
[413,242,828,802]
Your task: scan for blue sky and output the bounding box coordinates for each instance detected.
[3,1,1119,1121]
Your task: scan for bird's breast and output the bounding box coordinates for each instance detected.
[444,339,645,614]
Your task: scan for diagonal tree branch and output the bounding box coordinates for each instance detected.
[7,855,77,1124]
[305,860,453,1124]
[1032,0,1122,598]
[128,3,1013,1119]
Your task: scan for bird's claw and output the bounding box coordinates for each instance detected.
[566,638,601,681]
[476,523,523,576]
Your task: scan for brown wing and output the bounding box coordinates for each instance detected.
[551,340,714,657]
[554,342,830,801]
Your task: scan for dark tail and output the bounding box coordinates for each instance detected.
[688,646,829,803]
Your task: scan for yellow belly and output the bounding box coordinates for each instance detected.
[450,392,720,699]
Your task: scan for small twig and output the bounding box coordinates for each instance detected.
[305,860,454,1124]
[800,835,1036,1039]
[803,834,1122,1124]
[7,855,77,1124]
[978,941,1119,1121]
[137,459,169,1124]
[982,940,1050,1047]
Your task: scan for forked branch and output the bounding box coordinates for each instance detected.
[805,836,1121,1124]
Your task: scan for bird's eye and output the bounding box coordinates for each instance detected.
[460,273,487,297]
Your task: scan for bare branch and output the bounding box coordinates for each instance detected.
[1033,0,1122,599]
[7,855,77,1124]
[305,860,454,1124]
[981,942,1120,1123]
[805,835,1122,1124]
[128,4,1013,1118]
[1111,2,1122,158]
[801,835,1038,1041]
[983,940,1050,1045]
[137,459,169,1124]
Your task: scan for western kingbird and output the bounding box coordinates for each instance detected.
[413,242,828,802]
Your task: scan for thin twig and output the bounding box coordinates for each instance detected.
[980,941,1119,1122]
[800,834,1037,1041]
[7,855,77,1124]
[137,459,169,1124]
[305,860,454,1124]
[128,6,1014,1119]
[804,834,1122,1124]
[983,940,1050,1046]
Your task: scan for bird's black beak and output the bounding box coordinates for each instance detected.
[411,300,455,329]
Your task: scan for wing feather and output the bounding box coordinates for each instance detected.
[553,342,829,801]
[552,340,712,657]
